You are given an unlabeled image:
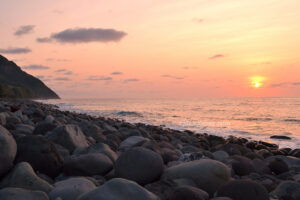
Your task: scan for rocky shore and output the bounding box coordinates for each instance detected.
[0,99,300,200]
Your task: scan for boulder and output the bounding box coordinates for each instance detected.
[271,181,300,200]
[268,158,289,175]
[0,162,53,193]
[45,125,89,152]
[231,155,255,176]
[0,188,49,200]
[15,135,63,178]
[64,153,113,176]
[216,180,269,200]
[49,177,96,200]
[0,125,17,177]
[162,159,231,195]
[0,113,6,126]
[119,136,150,150]
[33,122,57,135]
[115,147,164,185]
[270,135,291,140]
[79,122,106,142]
[78,178,159,200]
[169,186,209,200]
[15,124,34,135]
[87,143,118,163]
[213,151,229,161]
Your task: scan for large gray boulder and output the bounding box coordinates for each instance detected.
[216,180,269,200]
[86,143,118,163]
[162,159,231,195]
[119,136,150,150]
[271,181,300,200]
[64,153,113,176]
[115,147,164,185]
[15,135,63,178]
[0,162,53,193]
[45,125,89,152]
[78,178,159,200]
[0,125,17,177]
[49,177,96,200]
[0,187,49,200]
[79,121,106,143]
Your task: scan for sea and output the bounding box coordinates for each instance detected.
[38,97,300,149]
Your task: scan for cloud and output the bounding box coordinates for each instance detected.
[111,71,123,75]
[124,78,139,83]
[270,82,300,88]
[47,58,70,62]
[54,68,73,75]
[87,76,113,81]
[22,64,50,70]
[36,37,53,43]
[0,47,31,54]
[14,25,35,36]
[54,77,70,81]
[192,18,204,23]
[161,74,184,80]
[38,27,127,43]
[209,54,225,59]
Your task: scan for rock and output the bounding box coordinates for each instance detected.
[15,135,63,178]
[0,188,49,200]
[119,136,150,150]
[5,115,22,129]
[145,179,178,200]
[270,135,291,140]
[44,115,55,123]
[78,178,159,200]
[289,149,300,158]
[213,151,229,161]
[169,186,209,200]
[161,148,179,164]
[231,155,255,176]
[45,125,89,152]
[0,125,17,177]
[0,113,6,126]
[162,159,231,195]
[115,147,164,185]
[15,124,34,135]
[211,198,232,200]
[0,162,53,193]
[216,180,269,200]
[49,177,96,200]
[271,181,300,200]
[79,121,106,143]
[252,159,272,174]
[266,155,300,169]
[33,122,57,135]
[64,153,113,176]
[268,158,289,175]
[178,152,212,162]
[87,143,118,163]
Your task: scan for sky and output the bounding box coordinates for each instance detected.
[1,0,300,98]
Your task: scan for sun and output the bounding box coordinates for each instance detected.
[250,76,265,88]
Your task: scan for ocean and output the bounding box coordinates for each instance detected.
[38,97,300,148]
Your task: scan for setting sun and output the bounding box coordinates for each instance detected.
[250,76,265,88]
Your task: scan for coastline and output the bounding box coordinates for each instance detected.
[0,99,300,199]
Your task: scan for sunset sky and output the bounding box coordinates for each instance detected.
[1,0,300,98]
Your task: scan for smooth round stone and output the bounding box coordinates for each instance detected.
[78,178,159,200]
[0,187,49,200]
[0,125,17,177]
[162,159,231,196]
[115,147,164,185]
[268,158,289,175]
[169,186,209,200]
[213,151,229,161]
[119,136,149,150]
[271,181,300,200]
[231,155,255,176]
[216,180,269,200]
[49,177,96,200]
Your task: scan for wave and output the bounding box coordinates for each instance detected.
[235,117,272,122]
[284,119,300,123]
[116,111,143,117]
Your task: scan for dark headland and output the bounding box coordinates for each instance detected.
[0,99,299,200]
[0,55,59,99]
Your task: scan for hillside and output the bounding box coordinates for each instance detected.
[0,55,59,99]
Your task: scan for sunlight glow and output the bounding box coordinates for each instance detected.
[250,76,265,88]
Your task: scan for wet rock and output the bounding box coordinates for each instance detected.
[268,158,289,175]
[162,159,231,196]
[49,177,96,200]
[115,147,164,185]
[0,188,49,200]
[45,125,89,152]
[0,125,17,177]
[15,135,63,178]
[271,181,300,200]
[78,178,159,200]
[64,153,113,176]
[216,180,269,200]
[270,135,291,140]
[0,162,53,193]
[169,186,209,200]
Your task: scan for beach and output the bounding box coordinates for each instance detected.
[0,99,300,200]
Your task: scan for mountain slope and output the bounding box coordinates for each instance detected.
[0,55,59,99]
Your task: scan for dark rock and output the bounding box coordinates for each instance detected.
[161,148,179,164]
[0,187,49,200]
[145,179,178,200]
[33,122,57,135]
[169,186,209,200]
[271,181,300,200]
[115,147,164,185]
[270,135,291,140]
[79,121,106,143]
[64,153,113,176]
[216,180,269,200]
[231,155,255,176]
[268,158,289,175]
[289,149,300,158]
[15,135,63,178]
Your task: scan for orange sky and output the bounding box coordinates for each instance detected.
[1,0,300,98]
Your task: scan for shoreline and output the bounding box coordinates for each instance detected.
[0,99,300,200]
